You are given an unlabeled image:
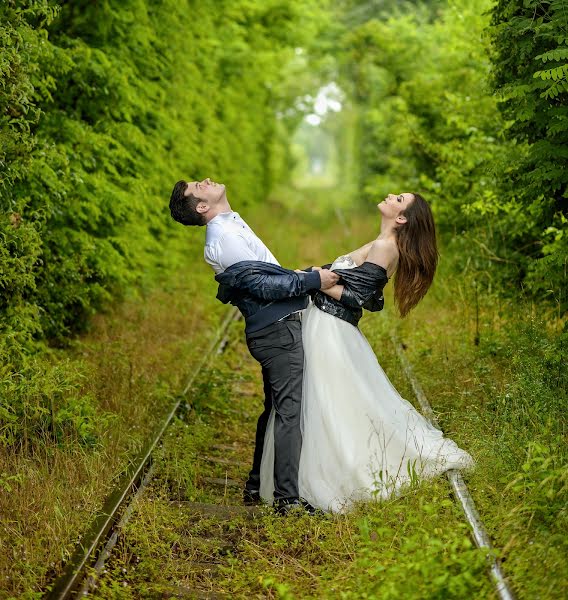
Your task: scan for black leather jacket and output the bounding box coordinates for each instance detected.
[215,260,388,332]
[215,261,322,333]
[312,261,389,327]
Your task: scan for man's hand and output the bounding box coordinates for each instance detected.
[319,269,339,289]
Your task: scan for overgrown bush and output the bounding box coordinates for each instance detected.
[490,0,568,300]
[0,0,328,448]
[336,0,567,308]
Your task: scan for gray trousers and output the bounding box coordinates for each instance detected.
[244,319,303,502]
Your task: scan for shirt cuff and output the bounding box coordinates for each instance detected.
[301,270,321,291]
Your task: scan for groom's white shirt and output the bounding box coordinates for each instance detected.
[204,211,279,274]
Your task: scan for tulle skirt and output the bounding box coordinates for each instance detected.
[260,303,473,512]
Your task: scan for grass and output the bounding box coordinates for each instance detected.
[365,240,568,599]
[91,318,495,599]
[0,226,224,597]
[0,193,358,598]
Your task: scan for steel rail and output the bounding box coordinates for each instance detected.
[391,331,516,600]
[46,307,240,599]
[77,463,157,597]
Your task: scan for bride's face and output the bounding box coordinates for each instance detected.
[377,193,415,219]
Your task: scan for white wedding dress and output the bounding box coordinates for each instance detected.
[259,256,474,512]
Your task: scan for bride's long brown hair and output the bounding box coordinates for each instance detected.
[393,193,438,317]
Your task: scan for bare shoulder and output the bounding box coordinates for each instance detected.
[366,238,398,272]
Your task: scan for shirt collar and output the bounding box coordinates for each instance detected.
[208,211,239,225]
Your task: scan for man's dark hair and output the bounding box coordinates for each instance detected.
[169,180,206,226]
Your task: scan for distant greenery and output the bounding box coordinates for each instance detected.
[324,11,568,592]
[336,0,567,310]
[0,0,328,448]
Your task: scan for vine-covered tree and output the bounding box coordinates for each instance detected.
[490,0,568,301]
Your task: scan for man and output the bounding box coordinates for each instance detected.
[169,178,339,514]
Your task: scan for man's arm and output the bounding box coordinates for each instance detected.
[229,265,339,301]
[215,234,338,300]
[215,234,333,277]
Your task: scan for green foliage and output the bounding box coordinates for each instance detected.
[382,249,568,598]
[339,0,446,26]
[506,442,567,531]
[489,0,568,303]
[338,504,490,599]
[338,1,515,231]
[492,318,567,442]
[0,0,329,448]
[336,0,567,308]
[0,355,104,448]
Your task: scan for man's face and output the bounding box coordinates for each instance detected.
[185,178,226,206]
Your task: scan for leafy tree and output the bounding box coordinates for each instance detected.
[0,0,330,447]
[337,1,509,225]
[490,0,568,304]
[335,0,566,307]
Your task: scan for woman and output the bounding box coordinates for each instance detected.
[259,192,473,512]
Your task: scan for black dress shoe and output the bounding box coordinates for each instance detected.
[243,488,262,506]
[274,498,320,516]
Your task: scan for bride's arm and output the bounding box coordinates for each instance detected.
[321,240,396,302]
[320,284,344,301]
[300,266,344,299]
[309,241,378,300]
[346,241,374,266]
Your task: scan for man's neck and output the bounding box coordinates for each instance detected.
[205,200,232,224]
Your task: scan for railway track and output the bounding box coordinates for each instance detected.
[45,306,516,599]
[46,307,242,600]
[391,332,515,600]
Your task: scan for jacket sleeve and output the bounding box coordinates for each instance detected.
[229,265,321,301]
[333,262,388,312]
[300,264,334,299]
